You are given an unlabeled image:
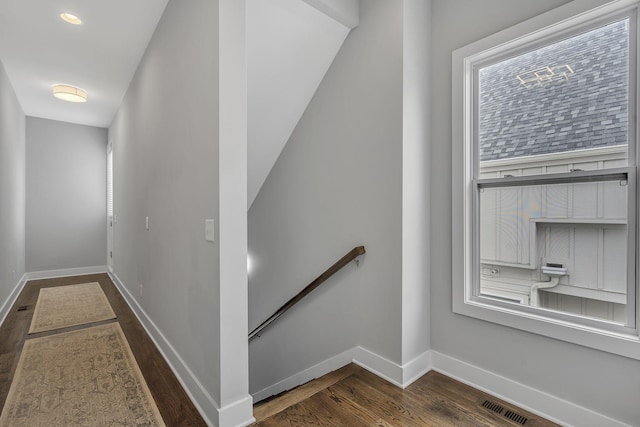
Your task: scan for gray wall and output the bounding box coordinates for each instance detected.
[0,59,25,307]
[248,0,403,394]
[108,0,222,406]
[431,0,640,424]
[25,117,106,272]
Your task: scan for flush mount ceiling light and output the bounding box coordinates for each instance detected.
[60,12,82,25]
[52,84,88,103]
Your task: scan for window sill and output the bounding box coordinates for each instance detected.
[453,296,640,360]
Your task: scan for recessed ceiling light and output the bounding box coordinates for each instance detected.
[60,13,82,25]
[52,84,87,103]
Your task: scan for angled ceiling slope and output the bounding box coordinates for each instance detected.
[247,0,359,207]
[0,0,169,128]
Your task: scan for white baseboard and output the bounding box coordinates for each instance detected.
[252,346,627,427]
[352,348,432,389]
[352,346,404,387]
[25,265,107,280]
[216,395,255,427]
[430,350,631,427]
[109,272,254,427]
[0,273,27,328]
[109,272,218,426]
[401,351,432,387]
[252,346,431,403]
[252,347,356,402]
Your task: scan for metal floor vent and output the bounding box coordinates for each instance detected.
[504,409,528,425]
[482,400,528,425]
[16,305,29,312]
[482,399,504,414]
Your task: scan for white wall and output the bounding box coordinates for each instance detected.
[248,0,404,395]
[0,59,25,314]
[25,117,106,272]
[431,0,640,424]
[109,0,251,425]
[247,0,351,206]
[109,0,221,412]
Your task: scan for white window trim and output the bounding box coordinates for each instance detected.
[452,0,640,360]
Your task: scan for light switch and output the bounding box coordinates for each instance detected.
[145,216,149,230]
[205,219,215,242]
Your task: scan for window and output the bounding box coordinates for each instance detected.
[453,0,640,359]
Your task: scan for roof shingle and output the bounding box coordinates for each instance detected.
[479,19,628,162]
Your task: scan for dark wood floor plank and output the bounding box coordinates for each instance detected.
[256,363,560,427]
[0,273,207,426]
[346,373,494,427]
[254,363,359,421]
[256,400,336,427]
[313,388,384,426]
[330,374,439,426]
[409,371,557,427]
[298,394,361,426]
[352,368,507,427]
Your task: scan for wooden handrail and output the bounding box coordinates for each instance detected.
[249,246,366,340]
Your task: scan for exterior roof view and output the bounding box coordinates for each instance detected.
[1,1,639,426]
[479,19,628,161]
[477,18,631,323]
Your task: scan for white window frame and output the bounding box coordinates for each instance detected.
[452,0,640,360]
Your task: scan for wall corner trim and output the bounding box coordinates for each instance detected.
[109,272,218,426]
[401,351,432,388]
[430,350,631,427]
[352,347,432,389]
[0,273,27,328]
[216,395,255,427]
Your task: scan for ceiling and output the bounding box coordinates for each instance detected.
[0,0,358,207]
[0,0,169,128]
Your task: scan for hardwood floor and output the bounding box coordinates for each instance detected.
[254,364,560,427]
[2,274,561,427]
[0,273,207,426]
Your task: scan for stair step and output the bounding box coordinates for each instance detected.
[253,363,358,422]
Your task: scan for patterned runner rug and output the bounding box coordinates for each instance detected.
[0,322,165,426]
[29,282,116,334]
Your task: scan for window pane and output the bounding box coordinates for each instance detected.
[479,179,628,324]
[478,19,629,172]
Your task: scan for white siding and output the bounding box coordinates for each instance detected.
[479,145,628,316]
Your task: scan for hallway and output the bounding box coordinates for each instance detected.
[0,274,206,426]
[1,1,639,425]
[1,272,561,426]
